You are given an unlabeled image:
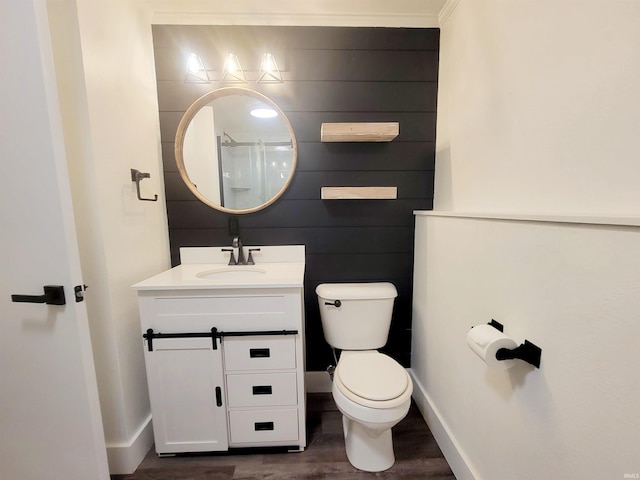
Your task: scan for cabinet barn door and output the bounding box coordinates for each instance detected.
[144,337,228,454]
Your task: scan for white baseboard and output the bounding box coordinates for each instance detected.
[106,414,154,475]
[408,369,478,480]
[305,371,333,392]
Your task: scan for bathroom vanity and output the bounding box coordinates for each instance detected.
[133,246,306,455]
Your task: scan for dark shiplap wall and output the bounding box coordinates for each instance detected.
[152,25,438,371]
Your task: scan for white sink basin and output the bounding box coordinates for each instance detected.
[196,267,266,280]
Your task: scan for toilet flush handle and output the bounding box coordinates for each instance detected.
[324,300,341,307]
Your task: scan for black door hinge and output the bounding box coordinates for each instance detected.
[74,284,89,303]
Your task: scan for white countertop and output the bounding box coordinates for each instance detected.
[133,262,305,290]
[133,246,306,291]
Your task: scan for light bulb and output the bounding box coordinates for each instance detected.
[250,108,278,119]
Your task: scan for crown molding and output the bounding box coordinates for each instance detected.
[151,11,441,28]
[438,0,461,26]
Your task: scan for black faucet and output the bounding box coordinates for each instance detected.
[223,237,260,265]
[232,236,246,265]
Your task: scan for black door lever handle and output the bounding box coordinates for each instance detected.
[11,285,66,305]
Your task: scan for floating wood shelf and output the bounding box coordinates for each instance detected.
[321,187,397,200]
[320,122,399,142]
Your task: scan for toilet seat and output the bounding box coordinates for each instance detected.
[334,351,411,409]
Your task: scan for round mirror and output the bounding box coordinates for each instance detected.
[175,87,297,214]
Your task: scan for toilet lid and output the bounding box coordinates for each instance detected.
[337,351,408,401]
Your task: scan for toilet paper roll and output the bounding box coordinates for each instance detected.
[466,324,518,369]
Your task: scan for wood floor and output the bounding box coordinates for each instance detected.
[111,393,455,480]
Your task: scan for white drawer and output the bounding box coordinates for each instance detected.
[226,373,297,408]
[155,294,285,316]
[223,336,296,371]
[141,293,297,333]
[228,409,299,445]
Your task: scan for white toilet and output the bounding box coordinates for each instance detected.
[316,282,413,472]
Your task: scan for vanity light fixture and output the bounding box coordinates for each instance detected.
[221,53,246,83]
[185,53,210,83]
[256,52,283,83]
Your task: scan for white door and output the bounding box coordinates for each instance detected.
[0,1,109,479]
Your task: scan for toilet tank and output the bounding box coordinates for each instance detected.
[316,282,397,350]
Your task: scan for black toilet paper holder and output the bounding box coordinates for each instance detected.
[487,319,542,368]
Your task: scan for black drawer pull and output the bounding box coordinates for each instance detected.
[252,385,273,395]
[250,348,270,358]
[254,421,274,431]
[215,386,222,407]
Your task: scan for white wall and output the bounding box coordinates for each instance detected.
[412,214,640,480]
[413,1,640,479]
[47,0,169,473]
[434,0,640,214]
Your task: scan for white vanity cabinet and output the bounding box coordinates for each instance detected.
[134,246,306,456]
[137,288,306,455]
